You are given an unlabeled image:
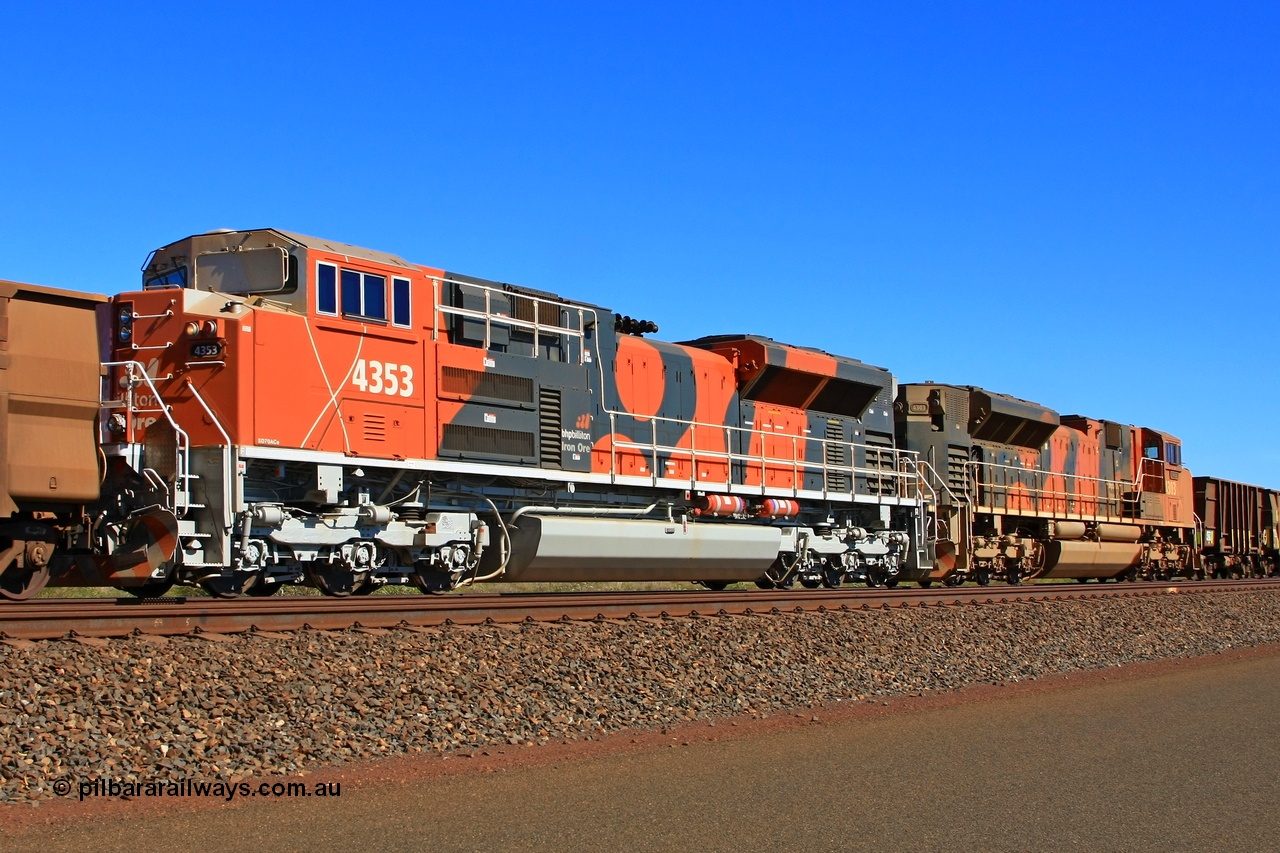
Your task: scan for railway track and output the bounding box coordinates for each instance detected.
[3,579,1277,641]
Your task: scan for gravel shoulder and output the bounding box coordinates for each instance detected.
[6,643,1280,851]
[3,590,1280,826]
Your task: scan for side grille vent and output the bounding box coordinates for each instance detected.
[363,413,387,442]
[945,390,969,428]
[825,421,848,492]
[441,424,535,459]
[539,387,563,469]
[864,437,897,496]
[947,446,969,495]
[441,366,534,404]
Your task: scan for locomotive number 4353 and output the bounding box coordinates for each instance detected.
[351,359,414,397]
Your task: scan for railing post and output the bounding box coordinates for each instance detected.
[650,418,658,486]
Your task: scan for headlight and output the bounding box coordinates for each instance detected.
[116,304,134,344]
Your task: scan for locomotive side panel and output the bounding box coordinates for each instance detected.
[254,249,433,459]
[434,275,594,473]
[1131,427,1192,526]
[685,335,897,498]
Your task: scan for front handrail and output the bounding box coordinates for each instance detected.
[101,360,193,515]
[183,379,236,532]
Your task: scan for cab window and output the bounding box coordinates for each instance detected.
[392,277,411,327]
[339,270,387,321]
[317,263,338,314]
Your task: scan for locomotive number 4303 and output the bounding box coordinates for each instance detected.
[351,359,414,397]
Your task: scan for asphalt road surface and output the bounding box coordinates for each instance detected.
[9,650,1280,852]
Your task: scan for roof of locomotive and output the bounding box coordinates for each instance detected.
[143,229,420,284]
[274,230,418,270]
[679,333,889,374]
[903,381,1056,416]
[148,229,611,312]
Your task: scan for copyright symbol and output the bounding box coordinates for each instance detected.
[52,780,71,796]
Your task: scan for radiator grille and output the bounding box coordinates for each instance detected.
[864,437,896,496]
[539,387,563,469]
[947,446,969,495]
[825,421,848,492]
[441,424,535,458]
[441,366,534,403]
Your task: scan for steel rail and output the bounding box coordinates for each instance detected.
[2,579,1277,641]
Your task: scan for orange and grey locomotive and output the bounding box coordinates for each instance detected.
[896,383,1197,586]
[84,228,929,598]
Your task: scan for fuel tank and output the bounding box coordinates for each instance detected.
[1041,540,1142,579]
[503,516,783,582]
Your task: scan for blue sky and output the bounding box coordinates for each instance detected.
[2,1,1277,484]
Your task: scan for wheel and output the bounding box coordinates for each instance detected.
[918,580,933,589]
[0,540,53,601]
[0,561,49,601]
[1075,578,1090,584]
[883,578,900,589]
[244,580,281,597]
[757,556,797,590]
[119,577,177,598]
[703,581,729,591]
[943,574,965,587]
[821,566,843,589]
[308,565,370,597]
[800,577,821,589]
[412,568,457,594]
[975,570,990,587]
[199,572,260,599]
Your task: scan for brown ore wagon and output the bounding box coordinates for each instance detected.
[0,280,106,599]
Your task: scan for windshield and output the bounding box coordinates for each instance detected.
[194,247,293,295]
[143,267,187,289]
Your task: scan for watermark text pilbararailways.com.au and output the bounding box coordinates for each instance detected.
[51,777,341,802]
